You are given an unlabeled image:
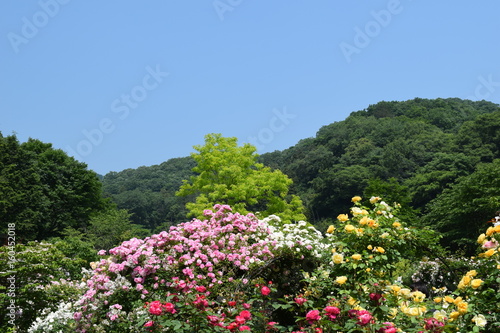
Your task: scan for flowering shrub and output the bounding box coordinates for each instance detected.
[0,241,87,332]
[28,199,500,332]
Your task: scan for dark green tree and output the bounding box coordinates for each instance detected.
[86,208,150,250]
[423,159,500,254]
[0,133,109,240]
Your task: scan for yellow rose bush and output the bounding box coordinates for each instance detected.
[434,213,500,332]
[278,197,450,332]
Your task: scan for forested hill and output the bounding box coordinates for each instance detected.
[102,98,500,252]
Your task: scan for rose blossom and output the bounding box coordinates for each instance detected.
[305,309,321,323]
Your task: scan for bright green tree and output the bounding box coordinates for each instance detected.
[176,133,305,222]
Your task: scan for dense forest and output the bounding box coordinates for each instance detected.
[100,97,500,254]
[1,97,499,254]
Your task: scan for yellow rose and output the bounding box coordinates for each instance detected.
[433,310,447,321]
[449,311,460,320]
[444,296,454,304]
[351,254,362,261]
[337,214,349,222]
[482,249,496,258]
[332,253,344,264]
[388,307,398,319]
[404,306,422,316]
[456,301,468,314]
[392,222,401,228]
[344,224,355,232]
[399,288,411,297]
[458,275,471,289]
[335,276,347,284]
[347,297,358,306]
[486,226,494,236]
[433,297,442,303]
[411,291,426,303]
[351,207,363,216]
[477,233,486,244]
[326,225,335,234]
[466,270,477,277]
[359,216,370,225]
[453,296,463,305]
[471,279,483,289]
[366,268,371,272]
[370,196,381,204]
[495,224,500,233]
[377,247,385,253]
[367,245,373,250]
[351,196,362,203]
[391,285,401,293]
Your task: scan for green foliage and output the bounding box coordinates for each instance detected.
[423,159,500,254]
[87,208,150,250]
[364,178,418,222]
[0,241,86,332]
[0,133,110,241]
[176,133,305,222]
[102,157,196,230]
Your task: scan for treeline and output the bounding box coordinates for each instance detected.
[101,98,500,254]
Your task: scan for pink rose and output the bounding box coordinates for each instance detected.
[261,286,271,296]
[294,297,307,306]
[324,306,340,320]
[357,310,373,326]
[305,309,321,323]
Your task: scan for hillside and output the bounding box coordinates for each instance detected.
[101,97,500,252]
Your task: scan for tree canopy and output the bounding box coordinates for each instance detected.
[176,133,305,222]
[0,133,110,240]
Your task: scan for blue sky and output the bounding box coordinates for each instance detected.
[1,1,499,175]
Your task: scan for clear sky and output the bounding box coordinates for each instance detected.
[1,1,499,175]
